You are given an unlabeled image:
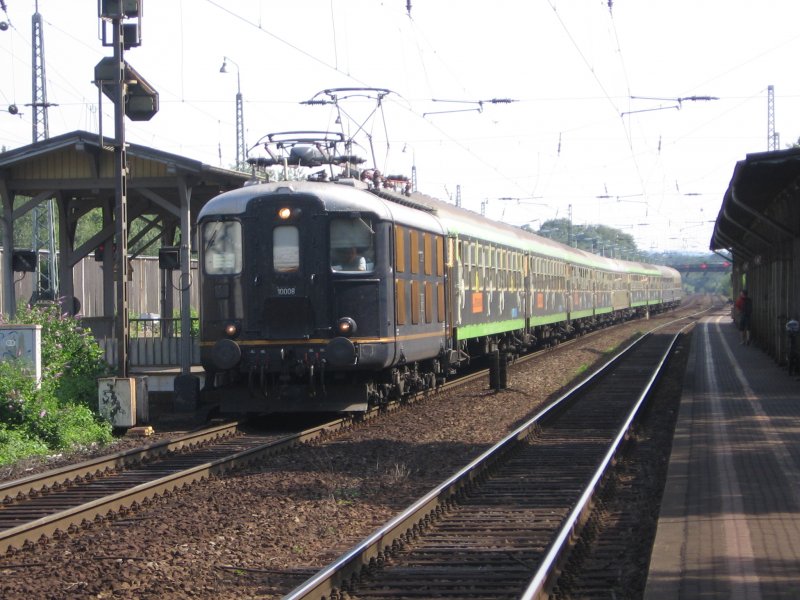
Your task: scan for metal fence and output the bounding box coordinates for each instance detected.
[0,248,199,318]
[98,336,201,368]
[1,249,201,368]
[82,316,201,368]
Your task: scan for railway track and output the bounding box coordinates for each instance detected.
[0,302,705,561]
[0,370,471,556]
[283,315,696,600]
[0,419,352,554]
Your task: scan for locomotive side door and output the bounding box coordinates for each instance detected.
[327,214,395,369]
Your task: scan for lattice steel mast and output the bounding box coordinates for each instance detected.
[767,85,780,151]
[30,1,59,301]
[219,57,246,171]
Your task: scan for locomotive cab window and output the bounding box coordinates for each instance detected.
[330,216,375,272]
[273,225,300,273]
[202,220,242,275]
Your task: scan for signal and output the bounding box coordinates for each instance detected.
[94,57,158,121]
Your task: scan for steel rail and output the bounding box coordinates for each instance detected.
[0,420,243,502]
[0,300,708,559]
[0,417,351,553]
[519,325,691,599]
[282,321,691,600]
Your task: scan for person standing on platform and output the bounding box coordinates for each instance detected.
[735,289,753,345]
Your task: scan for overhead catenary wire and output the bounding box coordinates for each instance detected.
[544,0,648,207]
[0,2,645,211]
[194,2,535,197]
[1,1,790,254]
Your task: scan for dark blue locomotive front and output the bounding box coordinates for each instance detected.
[198,180,448,413]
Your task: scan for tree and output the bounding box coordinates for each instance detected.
[534,219,638,259]
[1,202,170,259]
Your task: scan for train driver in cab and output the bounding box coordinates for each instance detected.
[338,246,366,271]
[330,216,374,272]
[330,216,375,272]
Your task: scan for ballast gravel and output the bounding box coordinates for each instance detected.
[0,303,706,599]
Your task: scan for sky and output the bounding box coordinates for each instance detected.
[2,1,800,255]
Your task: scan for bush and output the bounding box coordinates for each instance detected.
[48,404,113,449]
[14,303,111,411]
[0,424,49,466]
[0,304,113,466]
[0,361,41,430]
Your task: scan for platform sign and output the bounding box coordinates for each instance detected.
[0,325,42,386]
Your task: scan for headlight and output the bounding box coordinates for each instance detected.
[224,322,240,337]
[277,207,301,220]
[336,317,357,337]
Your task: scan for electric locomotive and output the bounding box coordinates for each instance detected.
[198,176,449,413]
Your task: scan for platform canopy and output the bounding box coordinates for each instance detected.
[0,129,251,318]
[712,146,800,361]
[711,146,800,258]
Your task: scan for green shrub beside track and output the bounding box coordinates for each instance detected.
[0,304,113,466]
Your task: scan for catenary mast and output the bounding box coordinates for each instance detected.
[30,0,59,302]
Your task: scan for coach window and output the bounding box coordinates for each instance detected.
[273,225,300,273]
[477,243,486,287]
[465,241,473,290]
[522,254,528,282]
[331,216,375,272]
[203,220,242,275]
[502,250,508,290]
[511,253,517,290]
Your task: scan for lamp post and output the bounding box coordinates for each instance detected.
[220,56,246,171]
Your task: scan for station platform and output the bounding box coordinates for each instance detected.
[129,365,206,393]
[645,311,800,599]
